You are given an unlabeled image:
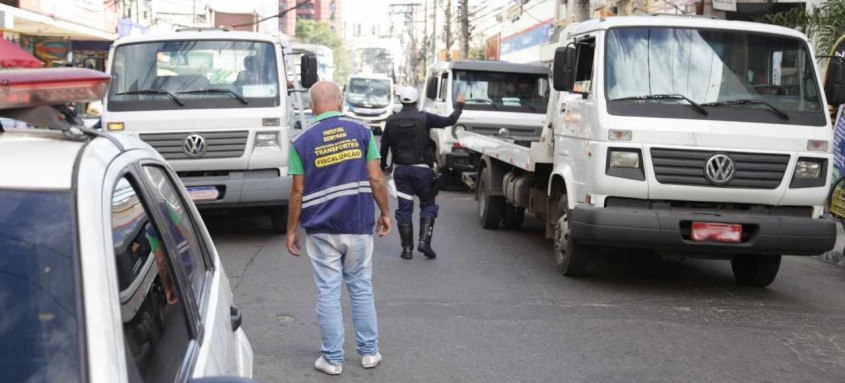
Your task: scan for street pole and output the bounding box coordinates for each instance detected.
[443,0,452,61]
[422,0,428,78]
[431,0,437,62]
[459,0,468,60]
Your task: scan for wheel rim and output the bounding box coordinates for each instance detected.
[553,212,569,265]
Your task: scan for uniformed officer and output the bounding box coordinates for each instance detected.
[380,86,465,259]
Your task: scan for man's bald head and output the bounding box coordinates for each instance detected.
[309,81,343,116]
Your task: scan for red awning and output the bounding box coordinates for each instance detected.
[0,38,42,69]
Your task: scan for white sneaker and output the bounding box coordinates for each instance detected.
[361,352,382,369]
[315,356,342,375]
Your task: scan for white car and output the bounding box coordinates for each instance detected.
[0,69,255,382]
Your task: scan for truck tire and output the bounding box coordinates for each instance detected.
[501,205,525,230]
[553,201,589,276]
[270,206,287,234]
[731,254,781,287]
[477,166,504,229]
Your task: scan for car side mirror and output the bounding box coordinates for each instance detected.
[825,58,845,106]
[300,55,319,89]
[552,46,576,92]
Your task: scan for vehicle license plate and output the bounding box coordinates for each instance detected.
[691,222,742,243]
[187,186,219,202]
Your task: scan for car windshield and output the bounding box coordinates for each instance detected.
[0,190,82,382]
[346,78,392,108]
[606,27,823,114]
[452,70,549,113]
[108,40,279,111]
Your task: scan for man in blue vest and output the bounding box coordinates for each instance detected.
[380,86,464,260]
[286,81,392,375]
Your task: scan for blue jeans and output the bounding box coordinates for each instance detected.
[305,233,379,365]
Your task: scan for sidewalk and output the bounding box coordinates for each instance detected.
[819,219,845,268]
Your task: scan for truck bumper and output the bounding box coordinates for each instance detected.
[570,205,836,256]
[179,169,290,209]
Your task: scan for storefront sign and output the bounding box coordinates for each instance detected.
[34,39,70,62]
[500,21,554,56]
[712,0,736,12]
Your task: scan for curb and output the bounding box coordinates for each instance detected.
[819,219,845,268]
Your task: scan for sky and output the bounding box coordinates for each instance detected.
[343,0,392,24]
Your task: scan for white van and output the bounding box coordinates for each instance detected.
[102,29,317,233]
[343,73,395,133]
[420,61,549,186]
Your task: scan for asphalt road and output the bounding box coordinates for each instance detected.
[204,191,845,383]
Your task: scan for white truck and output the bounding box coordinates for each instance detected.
[459,16,842,287]
[420,61,550,187]
[343,73,395,134]
[102,29,317,233]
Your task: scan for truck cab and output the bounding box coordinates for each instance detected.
[421,61,550,184]
[343,73,395,134]
[101,29,316,233]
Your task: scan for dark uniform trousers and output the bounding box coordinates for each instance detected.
[393,165,438,225]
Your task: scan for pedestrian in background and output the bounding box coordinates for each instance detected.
[286,81,392,375]
[380,86,464,260]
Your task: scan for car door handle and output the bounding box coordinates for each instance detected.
[230,305,242,332]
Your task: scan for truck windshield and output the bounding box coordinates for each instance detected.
[108,40,280,111]
[346,78,392,108]
[453,70,549,113]
[0,190,83,382]
[606,27,824,123]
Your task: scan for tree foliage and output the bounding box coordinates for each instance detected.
[468,46,486,60]
[295,20,350,84]
[759,0,845,56]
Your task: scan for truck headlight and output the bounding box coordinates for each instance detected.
[609,150,640,168]
[606,149,644,181]
[794,159,822,178]
[255,132,280,148]
[790,157,827,189]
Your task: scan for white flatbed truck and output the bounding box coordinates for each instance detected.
[459,16,843,287]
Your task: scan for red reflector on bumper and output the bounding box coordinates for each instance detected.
[691,222,742,243]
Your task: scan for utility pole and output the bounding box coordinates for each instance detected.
[443,0,452,61]
[431,0,437,63]
[389,3,422,85]
[458,0,468,60]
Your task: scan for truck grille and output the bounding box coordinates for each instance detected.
[650,148,789,189]
[139,131,249,160]
[467,123,541,138]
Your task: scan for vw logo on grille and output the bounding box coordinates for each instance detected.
[183,134,207,158]
[705,154,736,185]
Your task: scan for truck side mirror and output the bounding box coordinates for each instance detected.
[552,46,576,92]
[425,77,437,100]
[825,58,845,106]
[300,55,319,89]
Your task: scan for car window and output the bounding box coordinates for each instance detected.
[110,177,192,383]
[0,190,83,383]
[141,166,211,303]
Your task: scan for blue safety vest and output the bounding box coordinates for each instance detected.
[292,115,375,234]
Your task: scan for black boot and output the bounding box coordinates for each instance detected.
[418,217,437,259]
[399,224,413,259]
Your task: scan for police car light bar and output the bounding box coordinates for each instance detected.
[0,68,110,110]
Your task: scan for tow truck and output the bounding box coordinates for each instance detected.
[459,16,841,287]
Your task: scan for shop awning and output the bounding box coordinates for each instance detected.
[0,38,41,68]
[0,4,115,41]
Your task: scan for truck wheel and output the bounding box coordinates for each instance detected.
[501,205,525,230]
[731,254,781,287]
[477,166,504,229]
[553,201,589,276]
[270,206,287,234]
